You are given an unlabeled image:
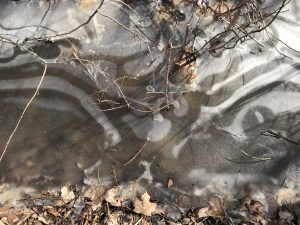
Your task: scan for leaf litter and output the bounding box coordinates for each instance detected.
[0,183,299,224]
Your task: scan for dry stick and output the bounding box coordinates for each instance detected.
[113,0,144,23]
[0,37,50,163]
[165,46,171,108]
[252,2,292,59]
[62,44,150,114]
[0,64,48,163]
[237,0,288,39]
[35,0,51,33]
[224,157,270,164]
[198,0,287,54]
[134,218,143,225]
[26,0,105,42]
[247,3,287,59]
[97,11,152,46]
[96,92,185,113]
[239,149,272,161]
[268,32,300,54]
[220,16,263,48]
[123,139,149,166]
[266,29,292,60]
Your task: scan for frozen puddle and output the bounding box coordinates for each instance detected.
[0,0,299,208]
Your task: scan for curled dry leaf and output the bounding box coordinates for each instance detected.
[84,186,106,202]
[197,196,225,218]
[84,186,106,210]
[276,188,300,205]
[105,187,122,207]
[197,207,210,218]
[209,196,225,216]
[60,186,75,203]
[133,192,157,217]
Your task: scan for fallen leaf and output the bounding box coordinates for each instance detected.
[133,192,157,216]
[0,207,21,224]
[257,219,269,225]
[197,207,209,218]
[0,218,8,225]
[84,186,106,202]
[182,217,191,224]
[204,196,225,218]
[0,207,10,217]
[76,0,97,10]
[105,187,122,207]
[167,221,181,225]
[107,211,121,225]
[47,208,61,217]
[38,215,51,225]
[247,200,265,216]
[173,0,184,6]
[60,186,75,203]
[166,178,174,189]
[85,186,106,210]
[276,188,300,205]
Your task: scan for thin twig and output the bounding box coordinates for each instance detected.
[123,139,149,166]
[35,0,51,33]
[240,149,272,161]
[25,0,105,42]
[0,64,48,163]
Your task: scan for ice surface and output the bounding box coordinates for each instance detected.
[0,0,299,208]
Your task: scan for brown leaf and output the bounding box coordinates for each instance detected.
[38,215,51,225]
[166,178,174,189]
[0,207,22,224]
[47,208,61,217]
[76,0,97,10]
[276,188,300,205]
[133,192,157,216]
[84,186,106,202]
[197,207,209,218]
[0,207,10,217]
[247,200,265,216]
[105,187,122,207]
[204,196,225,218]
[107,211,121,225]
[84,186,106,210]
[173,0,184,6]
[60,186,75,203]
